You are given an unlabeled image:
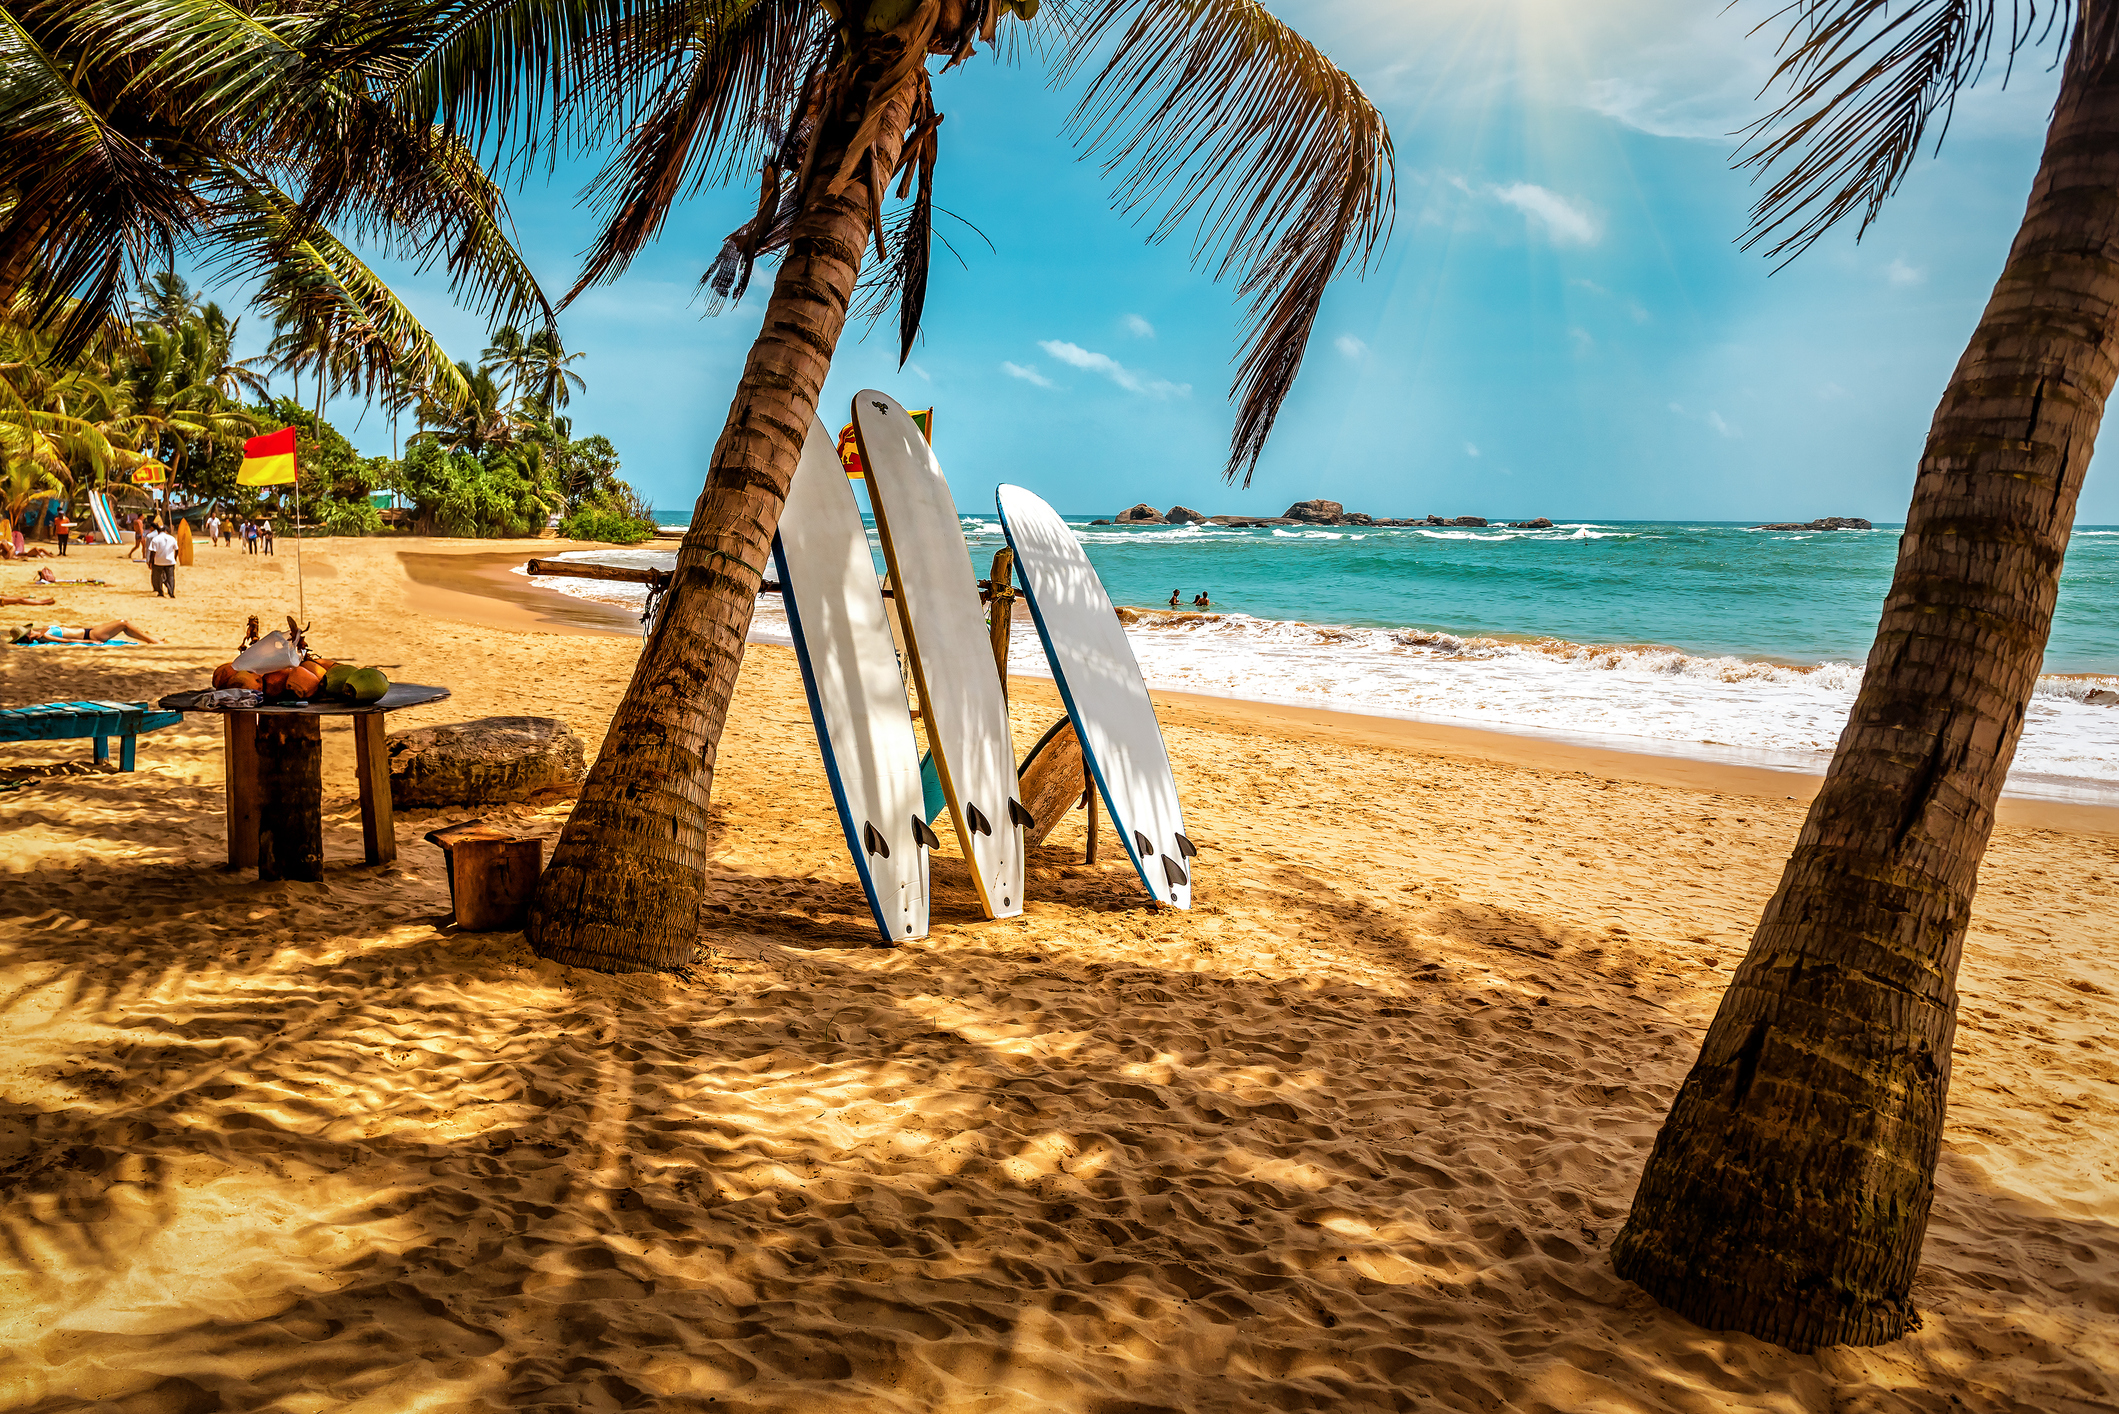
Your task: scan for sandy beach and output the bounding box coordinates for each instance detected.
[1,535,2114,1412]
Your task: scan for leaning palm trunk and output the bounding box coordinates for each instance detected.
[1613,34,2119,1351]
[529,25,930,971]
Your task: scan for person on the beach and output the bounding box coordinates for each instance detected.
[261,519,275,556]
[206,513,220,547]
[146,522,178,598]
[1169,590,1182,608]
[1,594,54,607]
[33,568,104,586]
[126,516,148,561]
[1192,591,1211,608]
[244,520,259,555]
[10,619,162,644]
[53,511,70,556]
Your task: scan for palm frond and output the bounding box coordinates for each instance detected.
[1736,0,2072,264]
[1047,0,1394,483]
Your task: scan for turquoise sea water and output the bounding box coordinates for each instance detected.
[612,512,2119,796]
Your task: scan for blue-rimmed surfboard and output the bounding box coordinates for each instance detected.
[997,483,1194,908]
[771,416,932,943]
[856,390,1026,920]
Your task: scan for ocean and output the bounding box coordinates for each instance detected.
[527,515,2119,803]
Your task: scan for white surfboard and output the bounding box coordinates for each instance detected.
[855,390,1025,919]
[997,484,1193,908]
[772,416,931,942]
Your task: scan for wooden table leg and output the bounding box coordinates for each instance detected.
[225,713,260,870]
[256,715,323,882]
[120,731,137,772]
[353,711,397,865]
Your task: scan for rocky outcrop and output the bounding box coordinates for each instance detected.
[1752,517,1874,531]
[1089,518,1112,525]
[388,716,586,808]
[1165,505,1208,524]
[1509,517,1555,529]
[1207,515,1296,527]
[1114,504,1167,525]
[1283,499,1345,524]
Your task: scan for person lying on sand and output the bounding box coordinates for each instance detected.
[35,568,108,586]
[0,543,54,560]
[1,595,55,607]
[10,619,162,645]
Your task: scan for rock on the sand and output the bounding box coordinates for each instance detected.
[1165,505,1208,524]
[1114,504,1167,525]
[1283,499,1345,523]
[388,715,587,808]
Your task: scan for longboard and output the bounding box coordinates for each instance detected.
[855,390,1025,919]
[771,416,931,943]
[997,483,1194,908]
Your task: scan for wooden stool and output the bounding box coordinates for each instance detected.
[426,820,543,931]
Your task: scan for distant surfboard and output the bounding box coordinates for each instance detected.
[997,484,1193,908]
[856,390,1025,919]
[772,417,931,943]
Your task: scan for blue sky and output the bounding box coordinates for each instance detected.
[221,0,2104,523]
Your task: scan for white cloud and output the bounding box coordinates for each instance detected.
[1122,313,1155,338]
[1336,334,1368,359]
[905,360,932,382]
[1885,257,1926,287]
[1037,339,1190,398]
[1001,361,1055,389]
[1707,410,1738,438]
[1465,442,1481,458]
[1569,326,1595,355]
[1493,183,1601,246]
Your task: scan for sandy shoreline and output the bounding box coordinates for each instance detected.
[2,535,2114,1411]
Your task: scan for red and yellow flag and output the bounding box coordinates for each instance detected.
[131,459,167,485]
[837,408,933,479]
[238,427,297,486]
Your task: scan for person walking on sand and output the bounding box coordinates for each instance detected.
[261,518,275,556]
[126,516,148,561]
[206,512,220,547]
[146,522,178,598]
[53,511,69,556]
[244,519,259,555]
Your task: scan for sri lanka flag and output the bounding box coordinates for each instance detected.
[836,407,932,478]
[237,427,297,485]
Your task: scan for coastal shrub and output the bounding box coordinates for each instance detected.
[394,437,559,537]
[321,499,384,537]
[560,503,655,544]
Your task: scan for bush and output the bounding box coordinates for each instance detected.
[560,503,657,544]
[321,499,384,537]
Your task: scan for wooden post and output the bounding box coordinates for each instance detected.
[451,837,543,931]
[987,548,1015,702]
[352,711,397,865]
[255,715,323,882]
[1084,758,1100,865]
[225,712,260,869]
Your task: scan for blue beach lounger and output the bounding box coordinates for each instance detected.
[0,700,182,771]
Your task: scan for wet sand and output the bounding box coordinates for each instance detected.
[1,535,2113,1412]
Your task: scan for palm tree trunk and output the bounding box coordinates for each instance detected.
[1613,34,2119,1352]
[529,22,934,971]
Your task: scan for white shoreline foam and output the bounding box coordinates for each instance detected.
[517,550,2119,807]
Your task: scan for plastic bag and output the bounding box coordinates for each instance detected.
[232,630,302,673]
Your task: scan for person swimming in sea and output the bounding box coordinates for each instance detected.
[1192,591,1211,608]
[1169,590,1182,608]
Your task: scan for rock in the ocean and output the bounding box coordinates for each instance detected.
[1089,518,1112,525]
[1114,503,1168,525]
[1752,517,1875,531]
[1509,517,1554,529]
[1343,513,1376,526]
[1165,505,1208,524]
[388,716,587,808]
[1449,516,1489,527]
[1283,499,1345,524]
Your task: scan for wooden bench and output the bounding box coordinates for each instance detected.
[0,700,182,771]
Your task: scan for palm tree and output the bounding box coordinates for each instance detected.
[1612,4,2119,1351]
[408,0,1393,971]
[420,361,518,458]
[0,0,549,381]
[0,296,134,507]
[483,324,588,411]
[117,319,262,512]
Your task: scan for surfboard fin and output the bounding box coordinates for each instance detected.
[862,822,890,858]
[1174,832,1198,859]
[1162,855,1188,887]
[911,816,942,850]
[967,803,993,837]
[1007,798,1035,829]
[1133,829,1153,859]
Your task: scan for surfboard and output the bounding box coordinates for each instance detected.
[997,484,1194,908]
[771,416,931,943]
[855,389,1025,919]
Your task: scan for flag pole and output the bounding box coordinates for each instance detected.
[294,475,305,624]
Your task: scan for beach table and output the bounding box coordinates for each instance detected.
[0,699,182,771]
[158,685,451,882]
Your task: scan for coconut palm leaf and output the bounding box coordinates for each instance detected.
[1047,0,1394,482]
[1735,0,2079,264]
[215,171,474,409]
